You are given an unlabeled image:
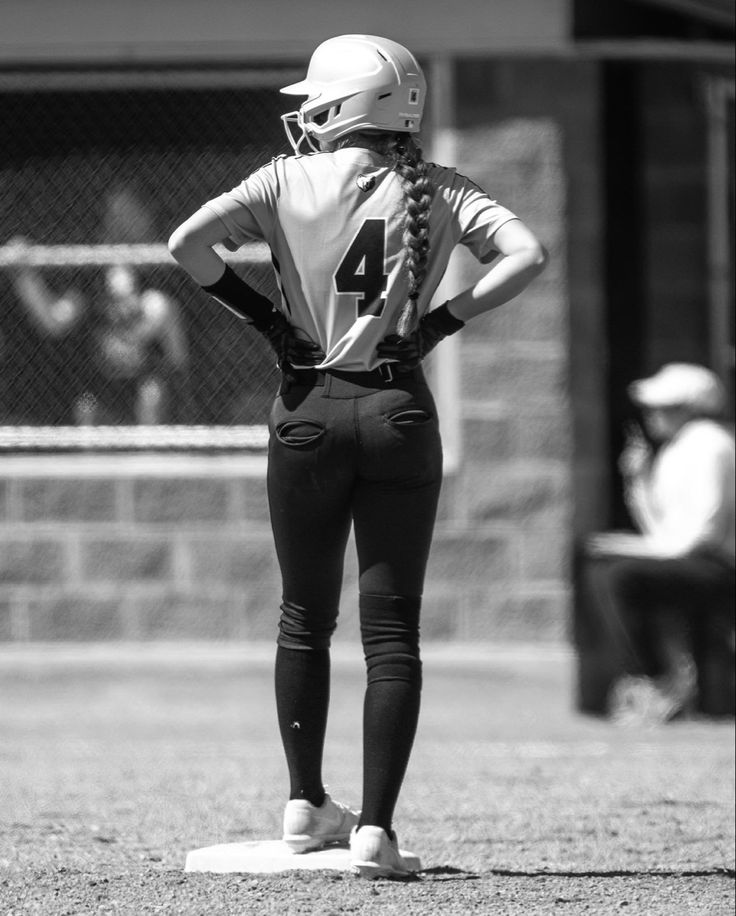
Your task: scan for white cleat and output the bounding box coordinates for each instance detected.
[350,825,417,879]
[282,794,360,854]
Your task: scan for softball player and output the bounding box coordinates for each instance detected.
[169,34,548,878]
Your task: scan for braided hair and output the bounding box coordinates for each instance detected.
[329,131,433,338]
[390,135,433,338]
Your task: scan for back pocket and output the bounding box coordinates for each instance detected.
[275,419,326,447]
[386,407,432,427]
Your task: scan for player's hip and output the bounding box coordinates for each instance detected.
[278,362,423,397]
[268,367,441,477]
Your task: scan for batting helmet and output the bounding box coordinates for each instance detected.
[280,35,426,153]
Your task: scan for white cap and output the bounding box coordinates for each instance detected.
[628,363,726,416]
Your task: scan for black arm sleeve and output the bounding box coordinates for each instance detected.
[201,265,274,330]
[420,302,465,336]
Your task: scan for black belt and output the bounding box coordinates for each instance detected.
[284,363,420,388]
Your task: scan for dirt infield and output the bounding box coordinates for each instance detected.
[0,643,733,914]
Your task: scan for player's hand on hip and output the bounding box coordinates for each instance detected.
[376,301,466,366]
[376,332,422,367]
[260,311,324,369]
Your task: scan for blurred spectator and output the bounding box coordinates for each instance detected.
[8,239,188,425]
[101,184,159,245]
[579,363,735,723]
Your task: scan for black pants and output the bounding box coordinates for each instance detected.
[267,368,443,829]
[575,545,735,714]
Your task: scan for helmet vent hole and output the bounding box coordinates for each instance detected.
[409,89,419,104]
[377,92,392,100]
[313,110,329,126]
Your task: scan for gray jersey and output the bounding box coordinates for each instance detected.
[204,147,518,371]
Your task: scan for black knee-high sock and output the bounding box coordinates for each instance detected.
[359,594,422,833]
[360,677,421,832]
[274,645,330,807]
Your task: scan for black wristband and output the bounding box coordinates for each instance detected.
[422,302,465,336]
[201,265,274,329]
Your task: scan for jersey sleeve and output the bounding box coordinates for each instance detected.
[201,159,280,248]
[441,169,520,264]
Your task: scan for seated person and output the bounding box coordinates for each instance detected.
[582,363,735,722]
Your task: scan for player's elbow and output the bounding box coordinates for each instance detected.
[508,240,549,280]
[167,226,191,264]
[527,241,549,275]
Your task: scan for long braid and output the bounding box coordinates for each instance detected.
[391,136,432,338]
[329,131,433,338]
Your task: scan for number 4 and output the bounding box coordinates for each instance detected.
[334,218,388,318]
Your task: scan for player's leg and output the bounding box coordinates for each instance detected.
[267,387,359,848]
[351,381,442,854]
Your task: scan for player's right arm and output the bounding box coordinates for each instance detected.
[445,219,548,324]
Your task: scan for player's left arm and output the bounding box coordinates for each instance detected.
[168,207,324,366]
[168,206,278,329]
[168,207,233,286]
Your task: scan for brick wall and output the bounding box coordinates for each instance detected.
[0,458,279,641]
[0,445,570,643]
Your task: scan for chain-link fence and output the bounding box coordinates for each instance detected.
[0,69,303,445]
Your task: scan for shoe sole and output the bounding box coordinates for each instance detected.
[283,833,351,854]
[351,859,411,879]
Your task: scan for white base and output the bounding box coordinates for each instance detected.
[185,839,422,874]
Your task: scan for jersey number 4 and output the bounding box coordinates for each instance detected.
[334,218,388,318]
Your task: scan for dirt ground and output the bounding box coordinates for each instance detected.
[0,642,733,914]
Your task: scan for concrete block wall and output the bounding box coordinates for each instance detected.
[0,459,280,641]
[0,446,569,643]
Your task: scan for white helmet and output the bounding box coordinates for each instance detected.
[280,34,426,153]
